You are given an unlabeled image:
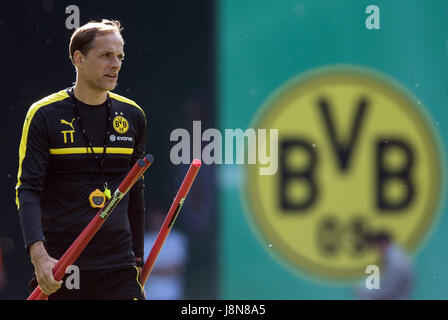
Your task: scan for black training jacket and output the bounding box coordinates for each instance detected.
[16,87,146,270]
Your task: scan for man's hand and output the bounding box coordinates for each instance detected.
[29,241,62,296]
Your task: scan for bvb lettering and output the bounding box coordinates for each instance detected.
[246,67,442,279]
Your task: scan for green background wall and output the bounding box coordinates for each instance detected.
[217,0,448,299]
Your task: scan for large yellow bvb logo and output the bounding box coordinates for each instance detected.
[113,115,129,134]
[245,65,444,280]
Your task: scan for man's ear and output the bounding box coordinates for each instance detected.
[73,50,85,69]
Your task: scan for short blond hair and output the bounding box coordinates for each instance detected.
[69,19,124,64]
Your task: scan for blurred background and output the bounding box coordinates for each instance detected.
[1,0,447,299]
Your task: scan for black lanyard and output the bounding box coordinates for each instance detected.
[67,87,111,185]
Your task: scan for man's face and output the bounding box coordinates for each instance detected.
[75,32,124,92]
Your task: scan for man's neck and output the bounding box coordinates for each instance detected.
[73,82,108,105]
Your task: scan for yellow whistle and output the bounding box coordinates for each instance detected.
[104,187,111,200]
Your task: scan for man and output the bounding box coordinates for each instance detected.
[16,19,147,299]
[355,232,414,300]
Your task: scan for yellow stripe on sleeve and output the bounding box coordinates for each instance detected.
[108,92,146,117]
[15,90,69,209]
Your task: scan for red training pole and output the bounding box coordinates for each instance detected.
[28,154,154,300]
[139,159,201,287]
